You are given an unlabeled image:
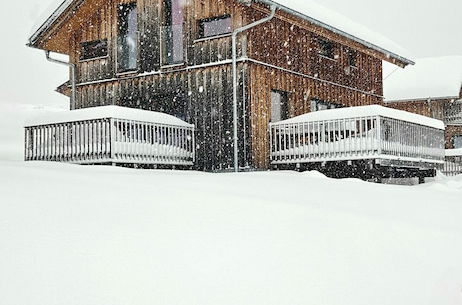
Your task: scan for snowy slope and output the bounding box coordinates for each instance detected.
[385,56,462,102]
[0,161,462,305]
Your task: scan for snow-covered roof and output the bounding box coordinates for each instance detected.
[25,106,193,128]
[272,105,445,130]
[445,148,462,157]
[263,0,413,65]
[385,56,462,102]
[29,0,414,66]
[29,0,76,47]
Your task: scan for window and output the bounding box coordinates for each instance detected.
[347,49,357,67]
[319,39,335,59]
[80,39,108,61]
[453,135,462,149]
[271,90,289,122]
[198,15,232,38]
[311,100,342,112]
[118,2,138,72]
[162,0,184,65]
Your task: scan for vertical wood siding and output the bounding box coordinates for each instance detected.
[63,0,388,170]
[248,64,382,168]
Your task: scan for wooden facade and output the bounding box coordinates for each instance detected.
[30,0,406,171]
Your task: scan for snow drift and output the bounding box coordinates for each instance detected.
[0,161,462,305]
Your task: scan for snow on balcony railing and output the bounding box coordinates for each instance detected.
[24,106,195,166]
[269,105,445,168]
[443,149,462,176]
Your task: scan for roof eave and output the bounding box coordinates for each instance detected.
[255,0,415,67]
[28,0,81,50]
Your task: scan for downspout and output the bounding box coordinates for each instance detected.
[232,4,276,172]
[45,51,77,110]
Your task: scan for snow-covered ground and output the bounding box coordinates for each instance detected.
[0,161,462,305]
[1,101,462,305]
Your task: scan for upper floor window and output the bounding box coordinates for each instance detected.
[347,50,357,67]
[80,39,108,61]
[311,100,342,112]
[198,15,232,39]
[162,0,184,65]
[117,3,138,72]
[319,39,335,59]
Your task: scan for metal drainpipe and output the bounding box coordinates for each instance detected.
[45,51,77,110]
[232,4,276,172]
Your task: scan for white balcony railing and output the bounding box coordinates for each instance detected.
[269,105,445,168]
[443,149,462,176]
[25,106,195,166]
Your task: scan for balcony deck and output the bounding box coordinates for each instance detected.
[24,106,195,166]
[269,105,445,170]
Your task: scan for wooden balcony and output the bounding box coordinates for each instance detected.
[24,106,195,166]
[269,105,445,170]
[443,149,462,176]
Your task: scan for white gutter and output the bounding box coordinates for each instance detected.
[46,51,76,109]
[232,4,277,172]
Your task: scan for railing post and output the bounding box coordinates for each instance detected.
[110,118,115,162]
[376,116,382,156]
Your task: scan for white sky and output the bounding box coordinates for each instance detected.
[0,0,461,108]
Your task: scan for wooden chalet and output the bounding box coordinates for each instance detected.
[27,0,446,180]
[385,56,462,175]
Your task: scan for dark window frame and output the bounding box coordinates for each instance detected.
[80,39,108,61]
[161,0,185,66]
[198,15,232,39]
[117,2,139,73]
[347,49,358,67]
[319,38,335,59]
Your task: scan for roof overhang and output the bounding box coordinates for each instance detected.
[255,0,414,67]
[28,0,84,51]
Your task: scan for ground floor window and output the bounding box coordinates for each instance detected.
[311,99,343,112]
[271,90,289,122]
